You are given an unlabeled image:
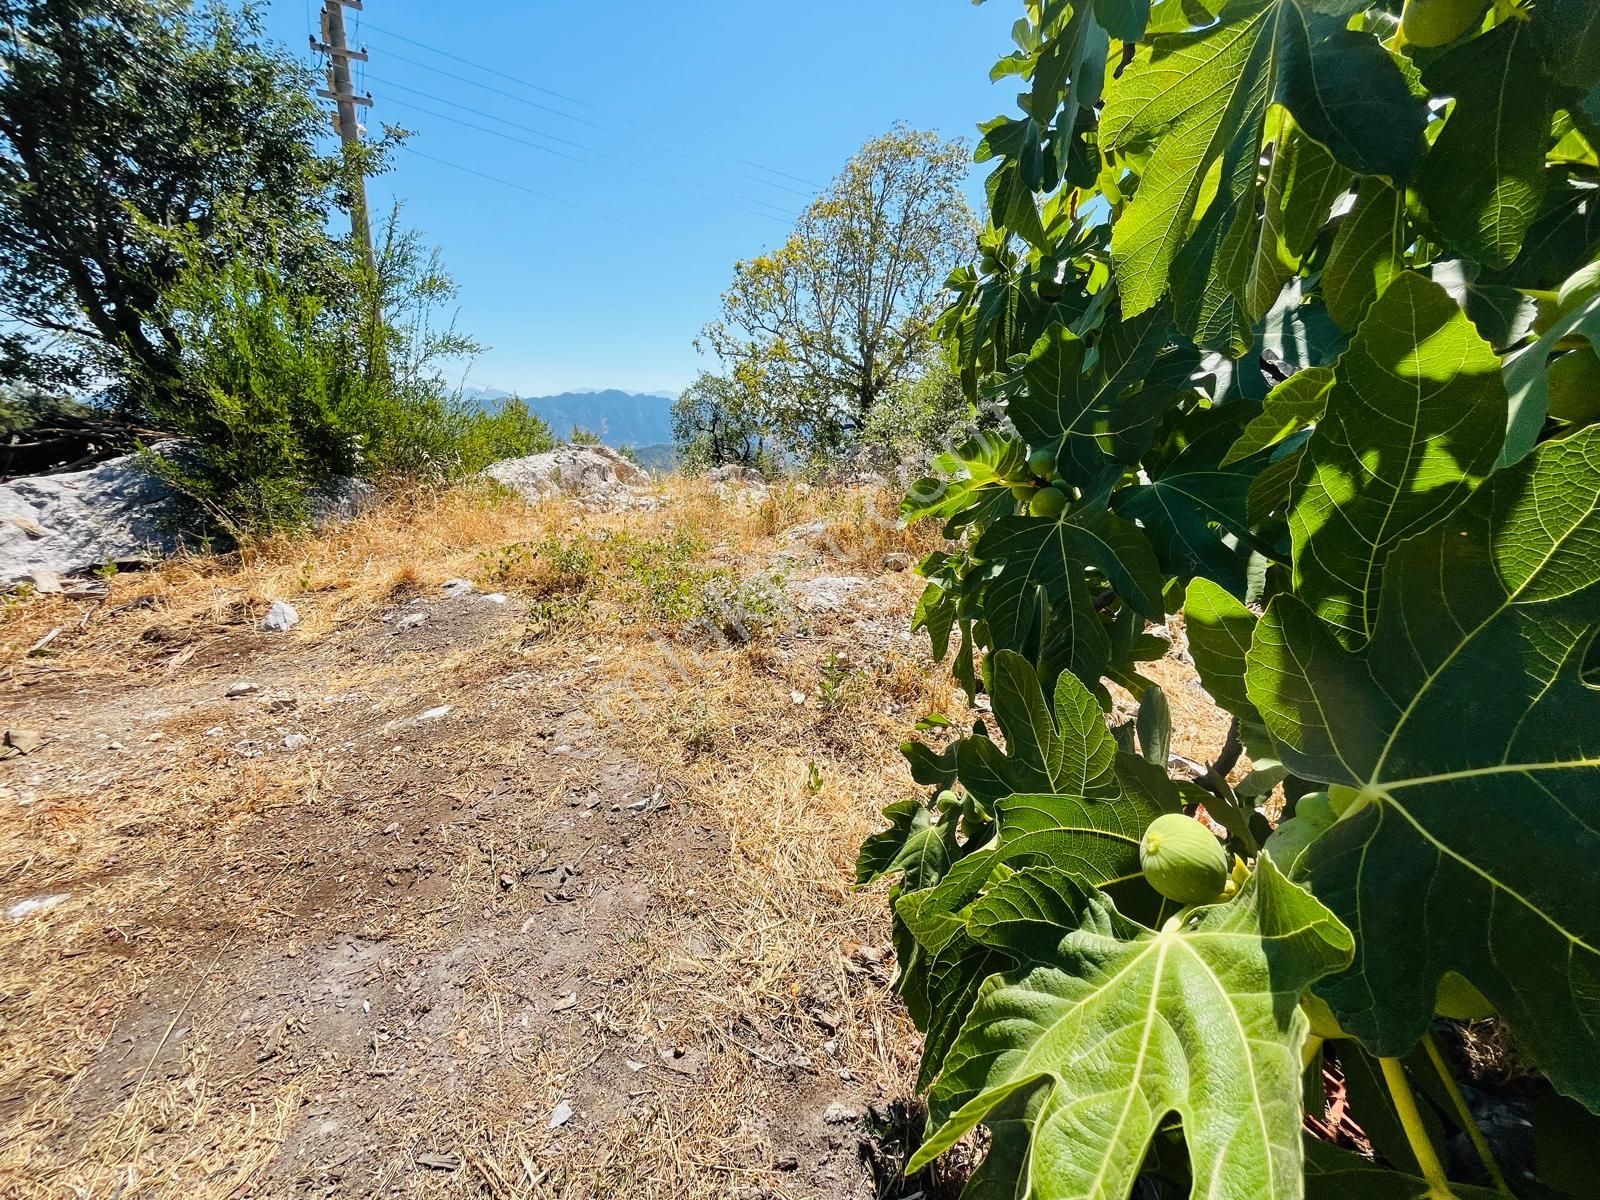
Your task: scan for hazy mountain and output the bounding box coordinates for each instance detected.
[462,386,676,449]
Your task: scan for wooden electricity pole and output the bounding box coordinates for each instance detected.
[312,0,376,272]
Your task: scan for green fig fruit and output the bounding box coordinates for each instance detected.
[1028,447,1058,479]
[1400,0,1488,48]
[1262,792,1337,872]
[1029,486,1069,519]
[1435,971,1495,1021]
[1140,813,1229,905]
[1559,260,1600,314]
[1548,347,1600,424]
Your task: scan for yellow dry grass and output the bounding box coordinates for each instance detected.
[0,475,955,1200]
[0,473,1232,1200]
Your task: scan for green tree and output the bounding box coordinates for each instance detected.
[151,211,547,532]
[0,0,339,402]
[670,371,767,471]
[857,353,979,470]
[700,126,975,457]
[863,2,1600,1198]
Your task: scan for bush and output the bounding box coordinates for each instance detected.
[454,399,555,474]
[147,219,550,533]
[856,355,978,473]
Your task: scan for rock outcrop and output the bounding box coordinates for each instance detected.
[484,443,652,508]
[0,451,191,586]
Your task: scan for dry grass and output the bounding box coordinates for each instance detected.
[0,474,1231,1199]
[0,476,950,1200]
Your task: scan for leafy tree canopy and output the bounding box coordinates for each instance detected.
[670,371,769,472]
[861,0,1600,1196]
[700,125,977,459]
[0,0,344,404]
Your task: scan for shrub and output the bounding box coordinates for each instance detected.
[148,219,550,533]
[855,355,978,473]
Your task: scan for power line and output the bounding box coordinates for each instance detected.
[394,144,674,239]
[370,78,799,224]
[382,97,795,228]
[364,44,820,206]
[358,20,826,194]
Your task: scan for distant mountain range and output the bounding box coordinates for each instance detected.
[461,386,677,450]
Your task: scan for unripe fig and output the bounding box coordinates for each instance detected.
[1028,447,1058,479]
[1050,476,1072,493]
[1548,347,1600,423]
[1009,483,1036,502]
[1140,814,1228,905]
[1400,0,1488,47]
[1559,260,1600,314]
[1301,991,1350,1041]
[1263,792,1336,872]
[1435,971,1495,1021]
[935,788,959,811]
[1029,486,1069,519]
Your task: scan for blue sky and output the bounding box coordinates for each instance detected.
[262,1,1019,397]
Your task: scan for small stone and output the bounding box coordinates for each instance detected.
[7,893,68,921]
[283,734,310,751]
[4,729,45,754]
[144,731,164,743]
[415,705,450,724]
[225,682,259,699]
[549,1099,573,1129]
[415,1151,461,1172]
[394,612,428,632]
[261,600,300,632]
[812,1010,842,1034]
[480,593,509,605]
[441,578,475,598]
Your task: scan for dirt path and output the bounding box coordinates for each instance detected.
[0,483,957,1200]
[0,482,1234,1200]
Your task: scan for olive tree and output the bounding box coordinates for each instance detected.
[700,126,975,458]
[670,371,768,472]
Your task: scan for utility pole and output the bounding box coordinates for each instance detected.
[312,0,377,272]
